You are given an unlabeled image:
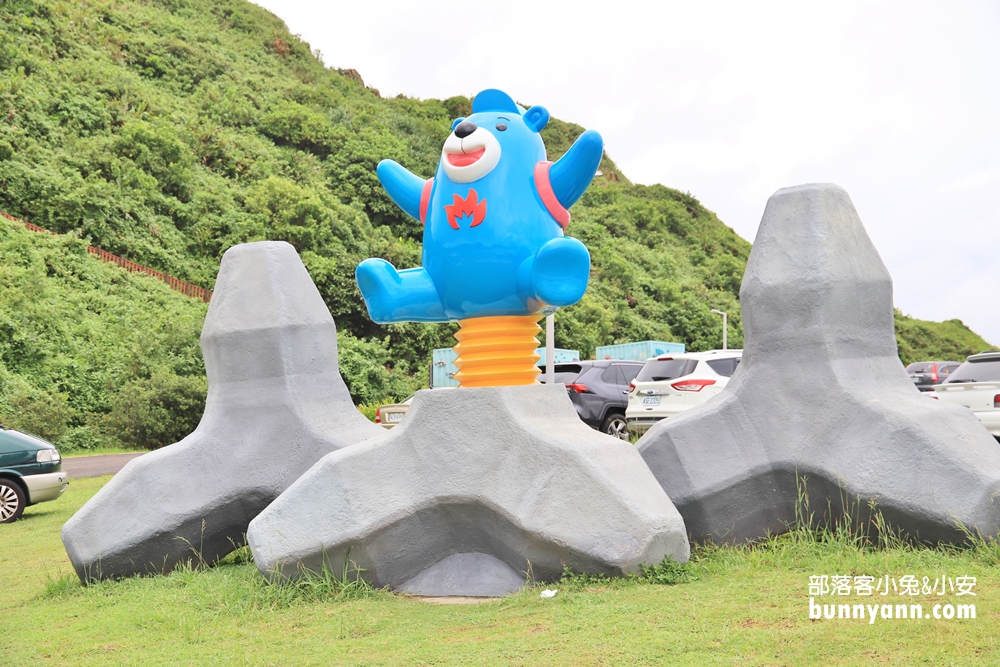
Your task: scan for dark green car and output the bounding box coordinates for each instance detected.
[0,425,68,522]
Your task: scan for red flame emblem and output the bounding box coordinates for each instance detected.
[443,189,487,229]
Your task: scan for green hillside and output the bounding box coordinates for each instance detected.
[895,311,995,366]
[0,215,417,450]
[0,0,748,352]
[0,216,207,450]
[0,0,993,450]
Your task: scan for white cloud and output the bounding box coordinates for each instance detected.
[253,0,1000,346]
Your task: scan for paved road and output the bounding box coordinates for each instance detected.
[62,453,144,479]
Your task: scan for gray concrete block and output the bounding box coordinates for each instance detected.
[62,241,381,582]
[638,183,1000,545]
[247,384,689,595]
[400,553,525,597]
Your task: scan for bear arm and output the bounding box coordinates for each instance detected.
[376,159,427,222]
[548,129,604,209]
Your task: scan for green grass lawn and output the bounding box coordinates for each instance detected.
[2,477,999,666]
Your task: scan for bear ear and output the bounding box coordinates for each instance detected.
[523,106,549,133]
[451,117,465,132]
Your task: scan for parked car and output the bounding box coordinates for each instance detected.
[374,387,456,429]
[375,396,413,429]
[905,360,961,392]
[0,425,68,522]
[539,360,644,438]
[932,351,1000,441]
[626,350,743,436]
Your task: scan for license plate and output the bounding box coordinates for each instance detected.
[388,412,403,422]
[642,396,660,406]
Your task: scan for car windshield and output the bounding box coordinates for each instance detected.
[906,363,931,373]
[539,364,583,384]
[636,359,697,382]
[945,359,1000,383]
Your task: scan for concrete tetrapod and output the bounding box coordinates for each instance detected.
[638,183,1000,545]
[62,242,381,582]
[247,384,689,596]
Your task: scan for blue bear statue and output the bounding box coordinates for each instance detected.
[356,89,603,323]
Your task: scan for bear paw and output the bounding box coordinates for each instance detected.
[518,237,591,309]
[356,260,446,324]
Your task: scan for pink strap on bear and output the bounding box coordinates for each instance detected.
[534,162,570,229]
[419,178,434,225]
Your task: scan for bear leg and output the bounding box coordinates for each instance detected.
[516,237,591,309]
[356,259,446,324]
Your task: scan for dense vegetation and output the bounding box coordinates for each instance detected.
[0,215,422,450]
[0,0,748,348]
[0,0,992,450]
[0,216,207,450]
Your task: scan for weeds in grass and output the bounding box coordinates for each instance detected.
[42,570,80,598]
[784,473,909,552]
[641,556,694,585]
[173,518,210,572]
[521,559,537,587]
[218,543,255,566]
[559,565,613,587]
[277,548,382,604]
[557,555,694,589]
[47,533,386,616]
[956,521,1000,566]
[203,546,385,613]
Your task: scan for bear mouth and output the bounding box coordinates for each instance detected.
[446,148,485,168]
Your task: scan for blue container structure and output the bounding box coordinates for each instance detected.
[536,347,581,368]
[595,341,685,362]
[431,347,580,388]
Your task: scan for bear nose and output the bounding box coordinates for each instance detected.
[454,121,478,139]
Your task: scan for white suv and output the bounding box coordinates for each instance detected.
[625,350,743,436]
[932,351,1000,440]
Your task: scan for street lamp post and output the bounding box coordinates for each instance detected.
[710,309,728,350]
[546,314,555,384]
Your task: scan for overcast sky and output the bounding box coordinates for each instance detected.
[255,0,1000,346]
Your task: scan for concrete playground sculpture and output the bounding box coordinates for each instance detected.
[62,242,381,582]
[248,385,689,595]
[247,89,690,595]
[637,183,1000,545]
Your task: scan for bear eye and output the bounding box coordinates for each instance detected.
[495,122,507,131]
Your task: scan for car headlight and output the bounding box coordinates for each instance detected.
[36,449,61,463]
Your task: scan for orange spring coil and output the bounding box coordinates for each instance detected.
[453,315,542,387]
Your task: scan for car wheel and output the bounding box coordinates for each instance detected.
[601,413,629,440]
[0,479,26,523]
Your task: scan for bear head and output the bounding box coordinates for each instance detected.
[438,89,550,184]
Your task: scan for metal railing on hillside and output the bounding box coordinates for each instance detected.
[1,211,212,303]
